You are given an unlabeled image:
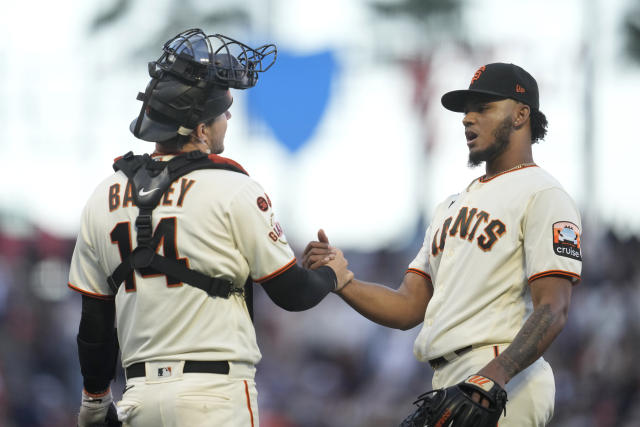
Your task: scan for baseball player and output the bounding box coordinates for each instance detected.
[304,63,582,426]
[69,29,352,427]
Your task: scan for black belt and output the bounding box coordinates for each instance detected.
[428,345,473,370]
[126,361,230,379]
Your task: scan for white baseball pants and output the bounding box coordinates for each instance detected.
[431,344,555,426]
[116,361,258,427]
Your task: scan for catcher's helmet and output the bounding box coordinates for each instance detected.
[131,29,276,142]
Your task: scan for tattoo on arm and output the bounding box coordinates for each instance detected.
[497,304,558,379]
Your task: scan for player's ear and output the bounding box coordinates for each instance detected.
[195,122,207,138]
[513,103,530,129]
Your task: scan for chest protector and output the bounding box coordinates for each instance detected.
[106,151,253,311]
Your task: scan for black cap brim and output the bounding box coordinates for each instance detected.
[129,113,181,142]
[441,89,509,112]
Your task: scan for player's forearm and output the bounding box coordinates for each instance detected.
[337,279,424,330]
[261,265,336,311]
[78,296,119,393]
[479,301,568,386]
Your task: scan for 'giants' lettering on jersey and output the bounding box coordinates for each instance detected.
[268,213,287,244]
[109,178,196,211]
[431,206,506,255]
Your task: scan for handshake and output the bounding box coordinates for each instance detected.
[303,229,354,292]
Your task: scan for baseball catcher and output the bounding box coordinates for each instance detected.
[69,27,353,427]
[400,375,507,427]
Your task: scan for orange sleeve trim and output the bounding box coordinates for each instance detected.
[68,282,115,300]
[254,257,297,283]
[528,270,581,284]
[244,380,255,427]
[406,268,431,281]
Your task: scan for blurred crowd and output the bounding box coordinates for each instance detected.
[0,219,638,427]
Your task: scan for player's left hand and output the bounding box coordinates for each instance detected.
[303,229,337,269]
[78,388,121,427]
[473,364,508,408]
[399,375,507,427]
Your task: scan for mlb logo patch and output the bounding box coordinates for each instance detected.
[157,367,172,377]
[552,221,582,261]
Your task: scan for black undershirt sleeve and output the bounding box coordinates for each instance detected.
[77,295,118,393]
[261,265,337,311]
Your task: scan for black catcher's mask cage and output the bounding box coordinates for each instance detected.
[131,28,277,142]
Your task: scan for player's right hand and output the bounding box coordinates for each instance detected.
[303,230,353,291]
[327,248,354,292]
[303,229,337,269]
[78,388,121,426]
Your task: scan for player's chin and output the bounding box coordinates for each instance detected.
[467,148,486,167]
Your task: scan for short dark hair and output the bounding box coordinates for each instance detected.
[156,116,218,150]
[157,134,191,151]
[530,109,548,143]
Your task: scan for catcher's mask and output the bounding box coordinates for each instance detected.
[131,28,277,142]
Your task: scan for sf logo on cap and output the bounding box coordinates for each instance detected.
[470,66,486,84]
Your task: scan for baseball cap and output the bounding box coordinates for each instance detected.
[441,63,539,112]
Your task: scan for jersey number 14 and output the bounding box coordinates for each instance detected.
[110,217,189,291]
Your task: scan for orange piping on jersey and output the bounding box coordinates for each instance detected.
[479,164,538,183]
[244,380,255,427]
[68,283,115,300]
[406,268,431,281]
[528,270,581,284]
[493,345,499,358]
[254,257,297,283]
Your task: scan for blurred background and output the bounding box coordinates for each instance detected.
[1,0,639,425]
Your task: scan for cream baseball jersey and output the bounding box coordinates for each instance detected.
[408,165,582,361]
[68,154,295,367]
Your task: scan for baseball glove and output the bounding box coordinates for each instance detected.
[399,375,507,427]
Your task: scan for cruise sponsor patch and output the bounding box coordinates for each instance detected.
[552,221,582,261]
